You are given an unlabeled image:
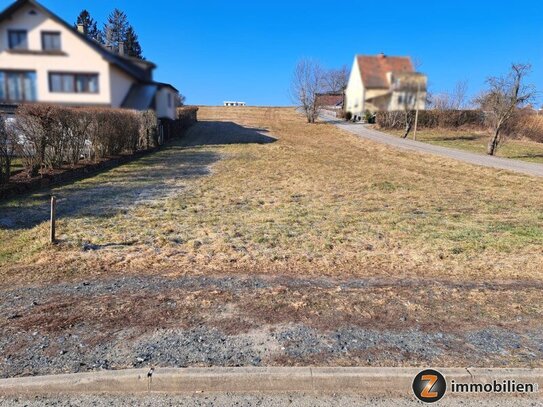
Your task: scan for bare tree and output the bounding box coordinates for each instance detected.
[400,91,417,138]
[290,59,325,123]
[412,57,423,71]
[323,65,349,93]
[176,93,186,107]
[476,64,535,156]
[451,80,469,109]
[430,80,469,110]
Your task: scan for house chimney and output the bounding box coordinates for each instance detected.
[77,24,86,35]
[118,41,125,56]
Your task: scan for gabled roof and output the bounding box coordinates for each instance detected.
[154,81,179,92]
[357,54,414,89]
[315,92,343,107]
[0,0,152,82]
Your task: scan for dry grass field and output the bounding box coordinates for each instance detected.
[385,127,543,163]
[1,107,543,371]
[1,107,542,284]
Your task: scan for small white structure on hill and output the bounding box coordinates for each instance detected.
[224,101,246,107]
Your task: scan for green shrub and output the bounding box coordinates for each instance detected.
[364,110,375,124]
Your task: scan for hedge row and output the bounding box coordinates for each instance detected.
[0,118,10,185]
[1,105,158,183]
[375,109,543,142]
[505,113,543,143]
[375,110,485,130]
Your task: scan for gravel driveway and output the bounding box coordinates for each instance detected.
[321,113,543,177]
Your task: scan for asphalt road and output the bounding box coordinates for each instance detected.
[321,113,543,177]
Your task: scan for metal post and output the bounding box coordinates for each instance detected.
[413,81,420,140]
[50,196,56,244]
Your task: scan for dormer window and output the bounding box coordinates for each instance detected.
[8,30,28,50]
[42,32,61,51]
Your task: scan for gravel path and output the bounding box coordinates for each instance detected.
[1,275,541,378]
[321,113,543,177]
[0,394,539,406]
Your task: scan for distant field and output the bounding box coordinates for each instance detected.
[384,127,543,163]
[0,107,542,284]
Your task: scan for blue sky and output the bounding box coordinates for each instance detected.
[3,0,542,106]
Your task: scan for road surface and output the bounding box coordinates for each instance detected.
[321,112,543,177]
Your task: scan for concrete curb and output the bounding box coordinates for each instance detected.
[0,367,542,397]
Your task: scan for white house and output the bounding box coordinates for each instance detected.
[0,0,179,120]
[345,53,427,119]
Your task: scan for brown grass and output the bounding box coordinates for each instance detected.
[0,107,542,285]
[384,127,543,163]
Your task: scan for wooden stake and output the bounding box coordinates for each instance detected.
[50,196,56,244]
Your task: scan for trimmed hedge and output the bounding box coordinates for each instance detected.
[0,115,11,185]
[176,106,199,124]
[504,113,543,143]
[375,110,485,130]
[11,104,159,178]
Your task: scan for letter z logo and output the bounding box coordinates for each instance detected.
[412,369,446,403]
[420,374,439,398]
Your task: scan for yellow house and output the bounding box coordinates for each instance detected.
[345,53,427,119]
[0,0,179,120]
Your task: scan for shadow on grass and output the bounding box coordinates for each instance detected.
[0,148,220,230]
[0,121,278,231]
[427,135,480,142]
[181,121,277,146]
[509,153,543,159]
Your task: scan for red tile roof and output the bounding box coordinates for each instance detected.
[316,93,344,107]
[357,54,414,89]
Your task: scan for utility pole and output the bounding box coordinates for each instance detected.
[413,81,421,141]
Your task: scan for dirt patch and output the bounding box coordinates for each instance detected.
[1,274,542,377]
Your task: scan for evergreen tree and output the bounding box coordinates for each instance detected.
[103,9,144,59]
[124,25,143,59]
[74,10,103,43]
[103,9,128,53]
